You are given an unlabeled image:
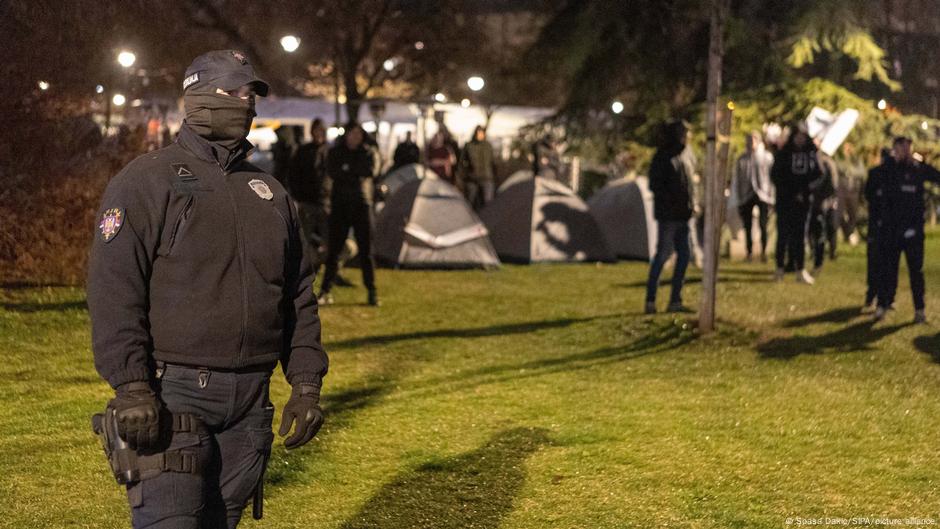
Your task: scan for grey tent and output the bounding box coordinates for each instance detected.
[480,172,614,263]
[587,177,658,260]
[379,163,433,198]
[374,176,500,269]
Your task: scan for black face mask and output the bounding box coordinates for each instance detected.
[183,91,255,151]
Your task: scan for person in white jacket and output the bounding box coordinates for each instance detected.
[732,131,775,261]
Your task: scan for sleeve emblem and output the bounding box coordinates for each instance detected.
[99,208,125,242]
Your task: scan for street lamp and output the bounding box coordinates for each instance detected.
[280,35,300,53]
[434,92,447,103]
[611,101,624,114]
[467,76,485,92]
[877,99,887,111]
[96,84,105,94]
[37,81,50,91]
[383,58,397,72]
[112,93,126,106]
[117,51,136,68]
[461,98,471,108]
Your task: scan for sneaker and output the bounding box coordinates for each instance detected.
[873,306,887,321]
[367,289,381,307]
[667,302,694,313]
[915,310,927,324]
[774,268,785,282]
[796,269,815,285]
[644,301,657,315]
[317,292,334,306]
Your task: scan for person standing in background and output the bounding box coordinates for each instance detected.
[427,131,457,185]
[289,118,331,270]
[770,124,818,284]
[732,131,774,262]
[809,149,839,273]
[458,125,498,210]
[391,131,420,171]
[645,120,696,314]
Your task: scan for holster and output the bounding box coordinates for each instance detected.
[91,407,207,485]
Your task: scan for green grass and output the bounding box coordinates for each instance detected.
[2,232,940,528]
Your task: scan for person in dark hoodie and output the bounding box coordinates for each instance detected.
[770,123,819,284]
[289,118,331,269]
[87,50,326,528]
[645,119,696,314]
[318,123,380,306]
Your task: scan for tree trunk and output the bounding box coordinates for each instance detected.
[698,0,729,333]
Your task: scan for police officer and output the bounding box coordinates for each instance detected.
[88,50,327,528]
[872,136,940,323]
[318,123,380,306]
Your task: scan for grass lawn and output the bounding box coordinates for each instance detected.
[2,231,940,528]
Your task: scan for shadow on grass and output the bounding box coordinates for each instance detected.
[265,383,392,489]
[615,275,770,289]
[0,299,87,313]
[329,315,615,350]
[782,306,862,328]
[913,333,940,363]
[758,320,910,359]
[339,427,550,529]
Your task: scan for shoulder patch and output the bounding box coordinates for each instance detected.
[99,208,125,243]
[248,179,273,200]
[172,163,194,178]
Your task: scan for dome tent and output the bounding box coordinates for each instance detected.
[587,177,658,260]
[480,172,614,263]
[378,163,434,199]
[374,175,499,269]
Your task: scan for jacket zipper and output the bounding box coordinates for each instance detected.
[167,195,195,255]
[222,167,250,368]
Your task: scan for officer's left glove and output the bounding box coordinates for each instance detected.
[278,381,324,450]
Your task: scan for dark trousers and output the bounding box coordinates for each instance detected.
[322,202,375,293]
[737,197,769,257]
[877,231,926,310]
[866,235,879,305]
[128,364,273,529]
[646,221,691,304]
[808,205,838,268]
[775,203,808,271]
[465,180,494,211]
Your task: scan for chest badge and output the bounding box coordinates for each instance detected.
[99,208,125,243]
[248,179,273,200]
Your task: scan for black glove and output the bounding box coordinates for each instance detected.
[109,381,162,450]
[278,382,324,449]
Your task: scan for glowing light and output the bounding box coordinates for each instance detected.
[117,51,136,68]
[112,93,126,106]
[461,98,471,108]
[434,92,447,103]
[611,101,624,114]
[727,100,735,111]
[877,99,887,111]
[922,121,930,131]
[467,76,485,92]
[96,84,104,94]
[414,41,425,50]
[383,58,396,71]
[131,99,143,107]
[280,35,300,52]
[37,81,50,91]
[337,94,347,104]
[362,121,377,133]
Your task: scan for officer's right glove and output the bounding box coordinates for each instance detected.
[109,381,162,450]
[278,381,324,450]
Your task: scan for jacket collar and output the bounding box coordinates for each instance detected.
[176,122,254,171]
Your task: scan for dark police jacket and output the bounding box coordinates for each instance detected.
[327,142,377,207]
[649,143,696,222]
[87,124,328,389]
[868,157,940,238]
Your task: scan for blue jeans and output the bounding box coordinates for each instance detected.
[645,221,691,304]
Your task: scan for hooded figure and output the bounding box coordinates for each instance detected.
[770,123,820,284]
[87,50,327,528]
